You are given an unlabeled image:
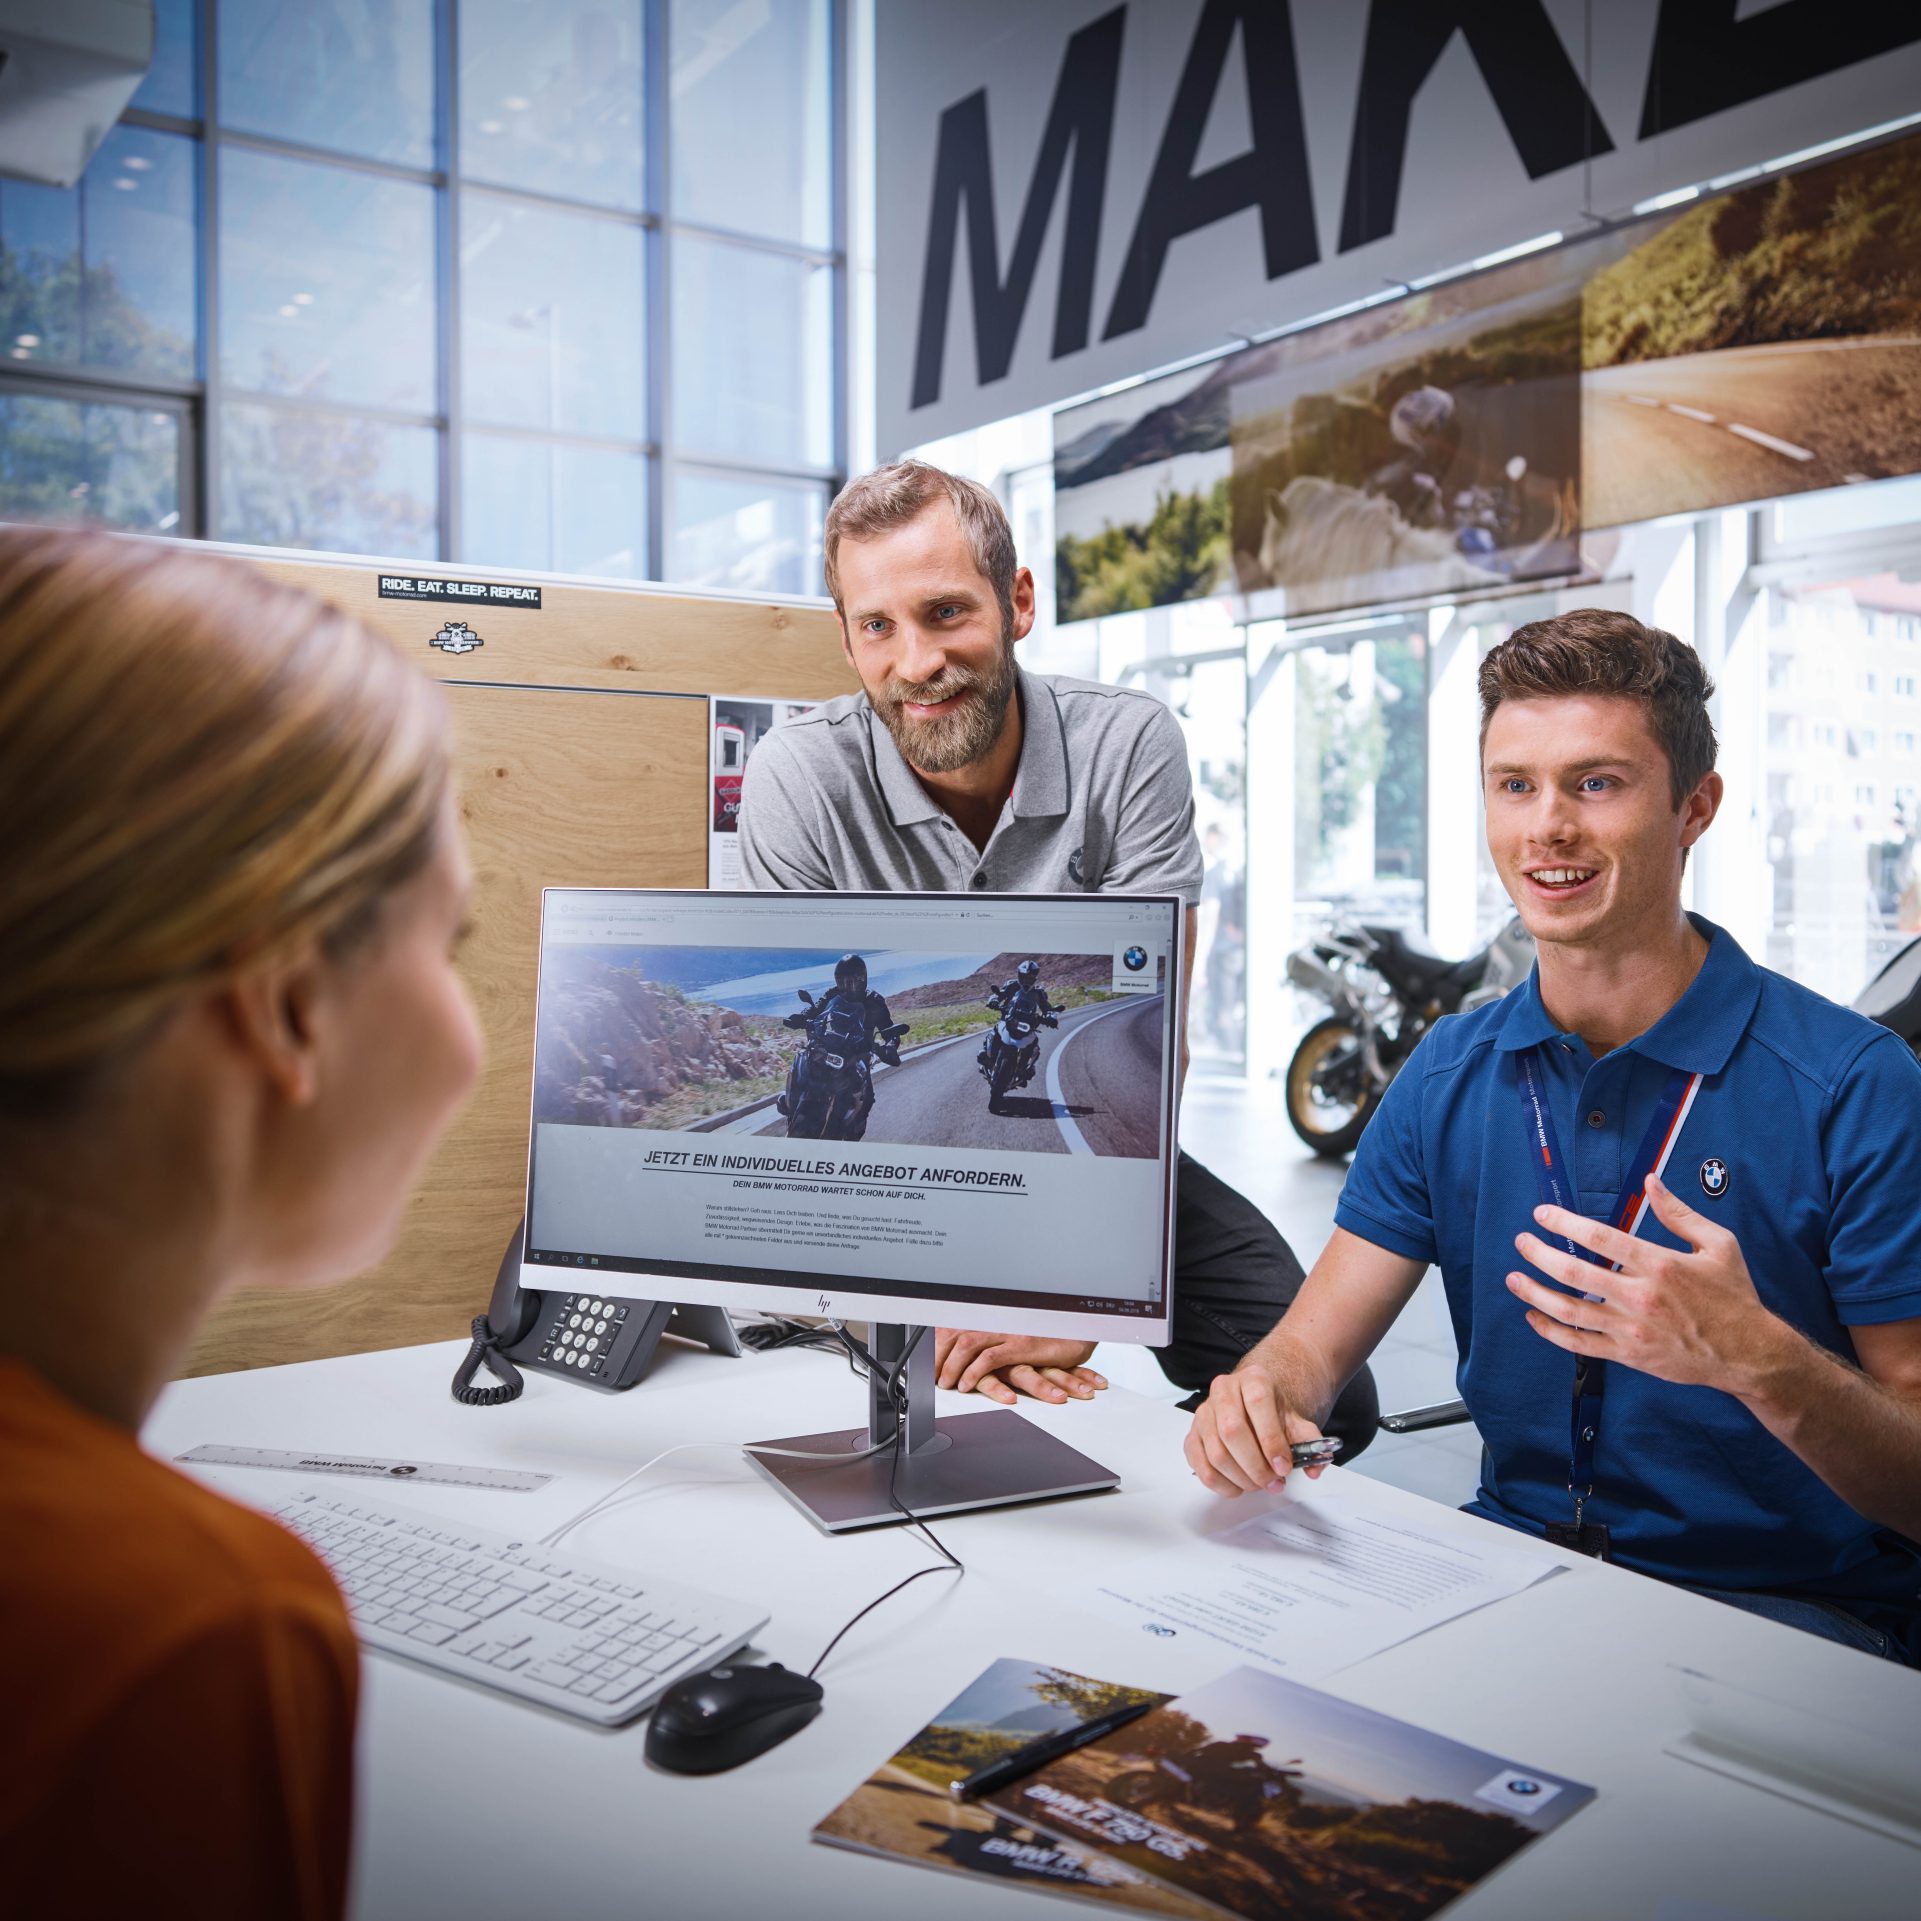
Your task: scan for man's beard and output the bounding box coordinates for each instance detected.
[871,637,1018,775]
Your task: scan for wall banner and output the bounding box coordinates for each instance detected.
[1052,128,1921,625]
[877,0,1921,457]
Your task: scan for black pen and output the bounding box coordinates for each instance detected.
[950,1698,1158,1802]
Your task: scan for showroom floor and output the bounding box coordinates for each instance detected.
[1098,1070,1485,1508]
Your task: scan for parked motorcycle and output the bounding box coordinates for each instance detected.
[1283,916,1536,1156]
[978,996,1059,1114]
[1854,935,1921,1062]
[778,987,907,1141]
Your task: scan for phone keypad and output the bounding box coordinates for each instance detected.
[537,1295,629,1379]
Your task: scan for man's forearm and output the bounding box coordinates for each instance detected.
[1234,1231,1425,1430]
[1733,1322,1921,1541]
[1237,1322,1345,1429]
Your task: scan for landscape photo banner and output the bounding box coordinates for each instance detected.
[1054,125,1921,624]
[879,0,1921,455]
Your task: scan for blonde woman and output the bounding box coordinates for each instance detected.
[0,528,481,1916]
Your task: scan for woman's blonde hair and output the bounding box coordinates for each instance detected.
[0,527,450,1118]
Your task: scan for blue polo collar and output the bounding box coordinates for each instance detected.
[1492,914,1761,1075]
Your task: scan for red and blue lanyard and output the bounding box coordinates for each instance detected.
[1516,1045,1702,1544]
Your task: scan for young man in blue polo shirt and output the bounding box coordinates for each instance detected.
[1185,609,1921,1661]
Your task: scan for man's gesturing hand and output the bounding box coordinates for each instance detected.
[934,1328,1106,1406]
[1508,1171,1783,1392]
[1184,1363,1332,1495]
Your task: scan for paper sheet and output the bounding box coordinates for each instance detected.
[1082,1476,1557,1679]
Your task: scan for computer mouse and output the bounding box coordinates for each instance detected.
[644,1661,825,1774]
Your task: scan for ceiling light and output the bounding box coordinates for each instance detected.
[125,155,153,171]
[9,347,27,359]
[479,119,504,135]
[292,291,314,305]
[278,303,298,316]
[502,95,530,111]
[112,177,137,191]
[1633,185,1700,215]
[15,332,39,347]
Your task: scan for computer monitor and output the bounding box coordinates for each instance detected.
[521,886,1183,1529]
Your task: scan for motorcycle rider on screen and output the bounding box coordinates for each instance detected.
[976,959,1061,1111]
[980,960,1056,1048]
[776,952,904,1141]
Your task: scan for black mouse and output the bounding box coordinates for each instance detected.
[644,1661,824,1774]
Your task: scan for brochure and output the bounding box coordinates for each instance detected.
[811,1658,1213,1915]
[980,1665,1594,1921]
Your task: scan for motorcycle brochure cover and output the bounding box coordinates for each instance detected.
[810,1657,1209,1916]
[979,1666,1594,1921]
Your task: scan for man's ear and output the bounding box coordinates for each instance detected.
[220,952,325,1107]
[1009,565,1037,644]
[1679,769,1724,850]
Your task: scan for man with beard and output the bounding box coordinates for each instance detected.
[738,460,1378,1446]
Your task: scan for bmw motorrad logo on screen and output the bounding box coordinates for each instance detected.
[1111,942,1160,995]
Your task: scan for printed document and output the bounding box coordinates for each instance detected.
[1083,1475,1557,1678]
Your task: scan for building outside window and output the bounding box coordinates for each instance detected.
[0,0,844,592]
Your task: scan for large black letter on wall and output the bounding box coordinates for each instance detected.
[1338,0,1612,254]
[1102,0,1317,343]
[1639,0,1921,137]
[909,7,1126,413]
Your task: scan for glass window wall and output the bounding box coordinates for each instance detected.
[218,0,436,169]
[670,0,831,247]
[458,0,645,211]
[0,127,197,381]
[671,471,827,597]
[0,389,185,533]
[6,4,843,582]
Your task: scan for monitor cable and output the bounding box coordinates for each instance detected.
[535,1321,964,1676]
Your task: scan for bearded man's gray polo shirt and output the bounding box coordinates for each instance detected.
[737,668,1203,906]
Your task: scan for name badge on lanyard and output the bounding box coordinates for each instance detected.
[1515,1047,1702,1558]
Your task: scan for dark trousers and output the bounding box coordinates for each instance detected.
[1155,1150,1379,1461]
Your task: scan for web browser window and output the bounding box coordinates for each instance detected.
[524,888,1180,1322]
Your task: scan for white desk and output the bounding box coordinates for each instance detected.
[148,1338,1920,1921]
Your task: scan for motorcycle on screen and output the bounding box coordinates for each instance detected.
[979,999,1059,1114]
[1283,916,1535,1156]
[777,988,907,1142]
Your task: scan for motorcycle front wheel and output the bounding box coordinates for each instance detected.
[1284,1017,1383,1158]
[987,1050,1017,1114]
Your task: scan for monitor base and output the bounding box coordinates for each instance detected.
[744,1409,1119,1533]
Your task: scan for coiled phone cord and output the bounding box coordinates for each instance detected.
[450,1314,525,1406]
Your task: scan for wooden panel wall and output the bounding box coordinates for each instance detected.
[183,553,855,1375]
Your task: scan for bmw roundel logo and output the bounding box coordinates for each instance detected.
[1506,1777,1542,1796]
[1699,1157,1729,1198]
[1123,945,1149,972]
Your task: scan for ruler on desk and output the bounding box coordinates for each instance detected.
[177,1443,552,1492]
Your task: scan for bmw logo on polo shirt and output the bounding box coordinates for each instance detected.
[1700,1157,1729,1197]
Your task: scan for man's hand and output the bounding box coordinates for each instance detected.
[1508,1171,1790,1392]
[1184,1362,1334,1496]
[934,1328,1106,1406]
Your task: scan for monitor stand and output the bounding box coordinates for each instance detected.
[743,1323,1120,1533]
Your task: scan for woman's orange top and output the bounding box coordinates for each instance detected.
[0,1359,360,1920]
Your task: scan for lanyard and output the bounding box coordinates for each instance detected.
[1516,1046,1702,1542]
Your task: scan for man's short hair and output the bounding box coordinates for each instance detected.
[823,460,1017,633]
[1478,609,1717,807]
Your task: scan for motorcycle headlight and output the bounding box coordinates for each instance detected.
[821,1051,844,1069]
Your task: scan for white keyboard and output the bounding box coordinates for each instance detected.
[273,1486,769,1726]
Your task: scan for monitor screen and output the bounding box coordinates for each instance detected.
[521,887,1181,1343]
